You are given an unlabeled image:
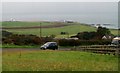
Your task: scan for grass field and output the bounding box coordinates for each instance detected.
[110,29,119,36]
[2,21,96,37]
[2,21,56,27]
[2,21,119,37]
[2,49,118,71]
[4,24,96,37]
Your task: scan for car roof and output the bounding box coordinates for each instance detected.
[46,42,57,44]
[113,37,120,40]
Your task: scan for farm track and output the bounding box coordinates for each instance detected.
[2,48,70,52]
[1,24,71,29]
[2,48,71,52]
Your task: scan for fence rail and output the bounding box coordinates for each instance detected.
[71,45,120,56]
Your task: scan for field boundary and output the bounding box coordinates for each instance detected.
[71,45,120,56]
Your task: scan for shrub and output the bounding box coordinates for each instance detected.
[58,39,111,46]
[2,34,42,45]
[2,30,13,37]
[2,33,56,45]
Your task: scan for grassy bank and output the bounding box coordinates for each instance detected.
[3,50,118,71]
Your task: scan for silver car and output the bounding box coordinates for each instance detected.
[40,42,58,50]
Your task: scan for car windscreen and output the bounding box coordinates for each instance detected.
[44,43,50,46]
[50,43,56,46]
[112,40,119,45]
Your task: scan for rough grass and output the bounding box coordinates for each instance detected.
[2,50,118,71]
[0,43,2,72]
[0,51,2,72]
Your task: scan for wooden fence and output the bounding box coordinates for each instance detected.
[71,45,120,56]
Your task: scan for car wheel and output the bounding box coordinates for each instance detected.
[40,48,43,50]
[41,47,46,50]
[56,48,58,50]
[56,47,58,50]
[52,48,55,50]
[43,48,46,50]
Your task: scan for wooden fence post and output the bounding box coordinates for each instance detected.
[115,46,119,57]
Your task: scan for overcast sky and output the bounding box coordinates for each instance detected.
[2,2,118,23]
[1,0,119,2]
[2,2,117,14]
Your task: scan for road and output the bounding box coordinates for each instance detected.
[2,48,72,52]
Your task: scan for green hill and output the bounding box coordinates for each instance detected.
[2,21,55,27]
[1,21,119,37]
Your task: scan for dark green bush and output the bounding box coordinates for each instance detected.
[58,39,111,46]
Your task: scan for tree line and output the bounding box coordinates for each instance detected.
[2,26,114,46]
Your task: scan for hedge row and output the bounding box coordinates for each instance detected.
[2,34,54,45]
[58,39,112,46]
[3,36,112,46]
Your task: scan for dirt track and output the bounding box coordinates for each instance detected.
[2,48,71,52]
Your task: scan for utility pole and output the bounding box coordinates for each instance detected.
[40,23,42,38]
[67,32,69,38]
[40,22,42,45]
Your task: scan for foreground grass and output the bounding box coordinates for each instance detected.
[2,50,118,71]
[0,50,2,72]
[0,43,2,72]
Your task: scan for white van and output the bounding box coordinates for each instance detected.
[111,37,120,45]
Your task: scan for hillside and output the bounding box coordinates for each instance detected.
[1,21,119,37]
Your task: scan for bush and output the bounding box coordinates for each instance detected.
[59,39,81,46]
[2,33,56,45]
[2,38,13,44]
[2,34,42,45]
[58,39,111,46]
[42,36,54,43]
[2,30,13,38]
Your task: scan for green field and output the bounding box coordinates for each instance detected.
[110,29,119,36]
[5,24,96,37]
[2,21,55,27]
[2,21,119,37]
[3,50,118,71]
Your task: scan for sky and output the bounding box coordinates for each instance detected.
[2,2,117,14]
[1,1,119,28]
[1,0,120,2]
